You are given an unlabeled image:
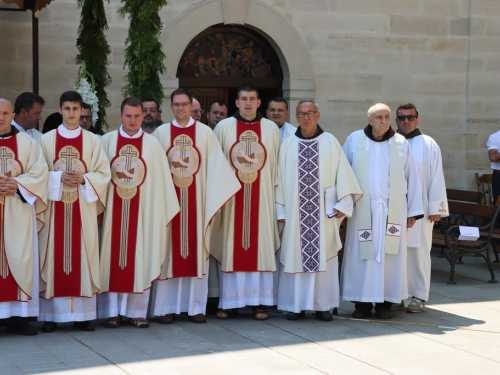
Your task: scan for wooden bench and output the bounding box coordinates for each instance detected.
[432,194,500,284]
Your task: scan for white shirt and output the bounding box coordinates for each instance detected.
[487,130,500,170]
[11,120,43,142]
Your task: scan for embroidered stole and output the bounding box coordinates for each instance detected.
[230,120,267,271]
[355,133,405,260]
[53,132,86,297]
[168,124,200,278]
[0,135,24,302]
[109,133,147,292]
[298,139,321,272]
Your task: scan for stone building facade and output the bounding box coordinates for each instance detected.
[1,0,499,189]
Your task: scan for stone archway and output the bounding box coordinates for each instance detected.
[160,0,315,113]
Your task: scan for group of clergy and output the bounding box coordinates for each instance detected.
[0,86,447,336]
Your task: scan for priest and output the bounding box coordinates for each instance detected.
[98,97,179,328]
[341,103,423,320]
[213,85,281,320]
[276,100,362,321]
[394,103,448,313]
[0,98,48,335]
[151,89,240,323]
[38,91,111,332]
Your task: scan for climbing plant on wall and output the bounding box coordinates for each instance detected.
[76,0,111,133]
[119,0,167,109]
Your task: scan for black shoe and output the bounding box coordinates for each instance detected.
[315,310,333,321]
[286,311,305,320]
[375,308,392,320]
[6,320,37,336]
[41,321,57,332]
[74,321,95,331]
[352,309,371,319]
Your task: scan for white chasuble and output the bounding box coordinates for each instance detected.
[0,132,48,318]
[212,117,280,272]
[99,128,179,297]
[406,133,448,301]
[341,129,423,304]
[39,126,111,310]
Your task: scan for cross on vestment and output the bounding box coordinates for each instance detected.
[121,145,137,175]
[241,131,257,250]
[61,147,78,171]
[242,131,257,166]
[175,135,192,259]
[176,135,191,161]
[0,148,13,174]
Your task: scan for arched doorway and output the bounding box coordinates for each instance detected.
[176,25,284,122]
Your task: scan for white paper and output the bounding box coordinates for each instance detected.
[325,185,338,219]
[458,226,480,241]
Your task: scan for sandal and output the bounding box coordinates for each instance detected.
[253,307,269,320]
[129,317,149,328]
[104,315,121,328]
[158,314,174,324]
[191,314,207,323]
[216,308,237,319]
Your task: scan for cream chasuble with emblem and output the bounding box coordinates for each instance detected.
[404,130,448,301]
[97,127,179,318]
[38,126,111,322]
[275,129,361,313]
[0,131,48,318]
[341,127,423,304]
[150,119,239,317]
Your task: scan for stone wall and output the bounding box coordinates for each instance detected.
[1,0,499,189]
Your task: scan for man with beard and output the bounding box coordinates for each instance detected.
[141,98,162,134]
[206,101,228,130]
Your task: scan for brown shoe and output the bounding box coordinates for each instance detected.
[216,309,237,319]
[191,314,207,323]
[158,314,174,324]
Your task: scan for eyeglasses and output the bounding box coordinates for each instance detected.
[296,111,318,118]
[191,109,204,115]
[171,102,191,108]
[396,115,417,121]
[80,116,92,121]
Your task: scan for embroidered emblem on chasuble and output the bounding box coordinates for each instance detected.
[298,140,321,273]
[0,136,25,302]
[52,132,87,297]
[167,124,200,278]
[229,120,267,272]
[109,134,147,292]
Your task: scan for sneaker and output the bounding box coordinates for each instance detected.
[390,301,405,311]
[406,297,425,313]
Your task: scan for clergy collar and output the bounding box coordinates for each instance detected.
[119,125,143,139]
[172,117,195,128]
[58,124,82,138]
[0,125,19,138]
[397,128,423,140]
[232,110,262,124]
[363,124,395,142]
[295,124,324,140]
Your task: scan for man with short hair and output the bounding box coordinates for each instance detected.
[151,89,239,323]
[276,100,361,321]
[0,98,48,335]
[394,103,448,313]
[141,98,162,134]
[191,98,203,122]
[38,91,111,332]
[12,91,45,142]
[266,97,296,142]
[206,100,228,130]
[79,103,95,133]
[98,97,179,328]
[213,85,281,320]
[341,103,423,320]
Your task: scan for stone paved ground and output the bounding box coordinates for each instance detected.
[1,249,500,375]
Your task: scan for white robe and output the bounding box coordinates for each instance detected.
[406,134,448,301]
[276,132,362,312]
[280,122,296,143]
[341,130,423,304]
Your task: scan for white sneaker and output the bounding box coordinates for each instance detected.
[390,300,405,311]
[406,297,425,313]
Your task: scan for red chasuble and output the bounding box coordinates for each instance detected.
[229,120,267,271]
[53,132,87,298]
[0,135,24,302]
[109,134,147,292]
[167,124,200,278]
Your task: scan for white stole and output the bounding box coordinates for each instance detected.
[355,132,405,259]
